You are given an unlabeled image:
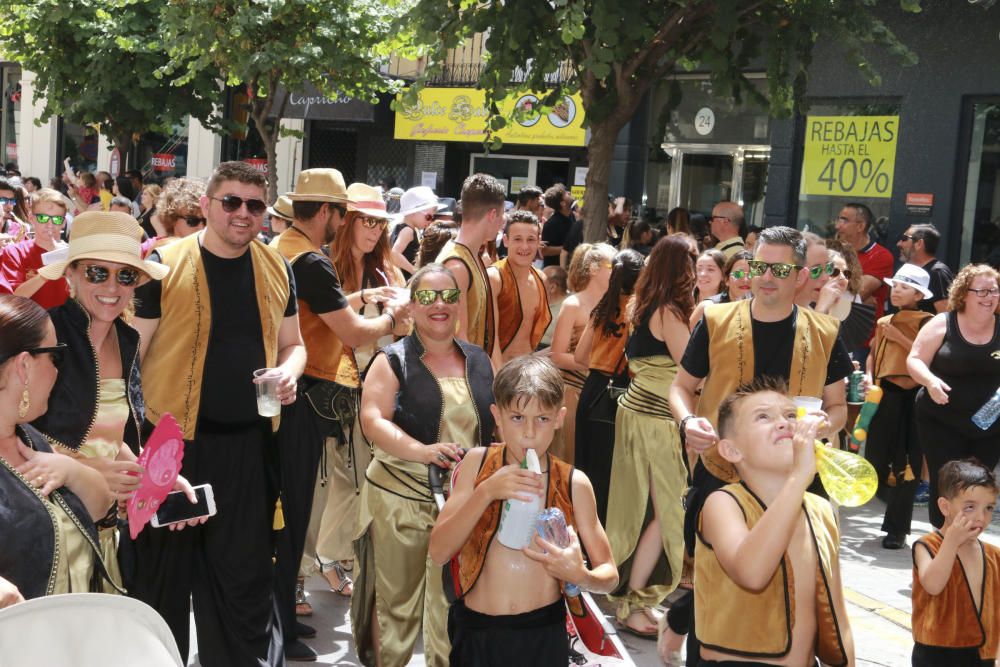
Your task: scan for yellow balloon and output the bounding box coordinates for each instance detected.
[814,441,877,507]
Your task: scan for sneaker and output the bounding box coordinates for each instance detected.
[914,481,930,505]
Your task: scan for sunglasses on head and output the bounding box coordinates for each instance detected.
[83,264,142,287]
[35,214,66,226]
[211,194,267,216]
[413,288,461,305]
[183,214,206,228]
[747,260,802,279]
[360,216,388,230]
[0,343,68,370]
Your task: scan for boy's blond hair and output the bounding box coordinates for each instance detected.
[31,188,67,214]
[717,375,789,439]
[493,354,564,412]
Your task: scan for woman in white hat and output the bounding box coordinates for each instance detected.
[391,186,444,279]
[30,211,183,592]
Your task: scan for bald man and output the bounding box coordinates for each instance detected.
[710,201,745,259]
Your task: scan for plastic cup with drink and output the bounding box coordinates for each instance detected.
[253,368,282,417]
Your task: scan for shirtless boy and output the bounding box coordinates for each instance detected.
[697,376,855,666]
[488,211,551,362]
[912,458,999,666]
[429,354,618,665]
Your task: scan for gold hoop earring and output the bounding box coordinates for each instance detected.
[18,386,30,419]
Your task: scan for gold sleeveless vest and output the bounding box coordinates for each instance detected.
[436,240,495,355]
[697,300,840,482]
[695,483,848,666]
[495,258,551,352]
[142,234,290,439]
[272,228,345,383]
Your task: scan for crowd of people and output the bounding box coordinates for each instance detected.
[0,156,998,667]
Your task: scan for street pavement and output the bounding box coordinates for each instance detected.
[186,495,1000,666]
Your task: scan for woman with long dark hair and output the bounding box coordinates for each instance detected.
[573,248,644,524]
[605,237,694,637]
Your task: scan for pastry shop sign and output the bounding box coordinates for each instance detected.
[394,88,586,147]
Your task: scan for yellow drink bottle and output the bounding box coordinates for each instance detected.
[796,407,878,507]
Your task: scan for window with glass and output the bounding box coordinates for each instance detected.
[796,102,900,240]
[960,101,1000,267]
[1,66,20,169]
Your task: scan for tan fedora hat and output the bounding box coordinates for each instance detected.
[287,168,349,203]
[38,211,169,282]
[267,195,294,221]
[346,183,390,219]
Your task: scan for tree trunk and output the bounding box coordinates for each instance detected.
[581,118,625,243]
[249,103,280,204]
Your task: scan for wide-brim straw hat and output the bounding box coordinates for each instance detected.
[883,263,933,300]
[287,168,349,203]
[396,186,446,219]
[346,183,391,219]
[38,211,169,282]
[267,195,293,221]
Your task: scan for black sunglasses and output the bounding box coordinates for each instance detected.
[210,194,267,216]
[83,264,142,286]
[183,215,206,228]
[0,343,68,369]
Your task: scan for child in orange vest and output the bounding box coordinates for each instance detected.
[428,354,617,666]
[912,458,1000,666]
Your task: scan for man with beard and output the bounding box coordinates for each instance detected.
[897,223,953,314]
[271,168,408,660]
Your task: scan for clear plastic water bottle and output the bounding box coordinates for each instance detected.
[536,508,580,596]
[497,449,542,549]
[972,388,1000,431]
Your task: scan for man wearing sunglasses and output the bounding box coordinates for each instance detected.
[668,225,853,661]
[0,188,71,309]
[131,161,307,667]
[897,223,953,314]
[272,170,410,660]
[709,201,746,259]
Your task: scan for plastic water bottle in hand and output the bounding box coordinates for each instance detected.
[497,449,542,549]
[537,507,580,596]
[972,388,1000,431]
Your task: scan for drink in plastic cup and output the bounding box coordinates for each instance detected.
[793,396,823,416]
[253,368,282,417]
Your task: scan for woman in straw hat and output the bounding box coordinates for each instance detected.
[30,211,189,592]
[0,294,117,604]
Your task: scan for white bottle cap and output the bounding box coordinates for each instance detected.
[525,448,541,474]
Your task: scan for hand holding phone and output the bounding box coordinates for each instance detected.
[151,483,216,528]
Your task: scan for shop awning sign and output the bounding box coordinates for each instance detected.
[801,116,898,198]
[394,88,586,147]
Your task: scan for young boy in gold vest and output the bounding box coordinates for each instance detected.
[697,377,854,667]
[487,210,551,363]
[429,354,618,665]
[912,458,999,666]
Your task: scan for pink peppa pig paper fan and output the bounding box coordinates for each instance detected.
[127,413,185,539]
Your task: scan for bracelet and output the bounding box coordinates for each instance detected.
[385,312,396,331]
[678,414,696,446]
[361,289,368,305]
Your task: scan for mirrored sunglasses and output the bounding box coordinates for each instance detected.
[730,269,751,280]
[84,264,142,287]
[360,216,388,230]
[413,288,461,305]
[211,194,267,216]
[35,214,66,226]
[747,260,802,279]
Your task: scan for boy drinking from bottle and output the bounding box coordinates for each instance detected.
[429,354,618,666]
[912,458,999,666]
[696,376,855,666]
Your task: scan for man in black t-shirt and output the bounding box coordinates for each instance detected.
[897,223,954,314]
[540,183,573,267]
[132,162,306,666]
[665,226,852,664]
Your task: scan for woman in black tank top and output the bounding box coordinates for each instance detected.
[908,264,1000,526]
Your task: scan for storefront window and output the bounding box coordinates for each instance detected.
[961,102,1000,267]
[135,124,189,181]
[797,102,900,240]
[1,66,20,169]
[61,121,99,174]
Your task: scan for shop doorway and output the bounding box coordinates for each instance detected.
[960,100,1000,267]
[654,143,770,228]
[470,154,569,196]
